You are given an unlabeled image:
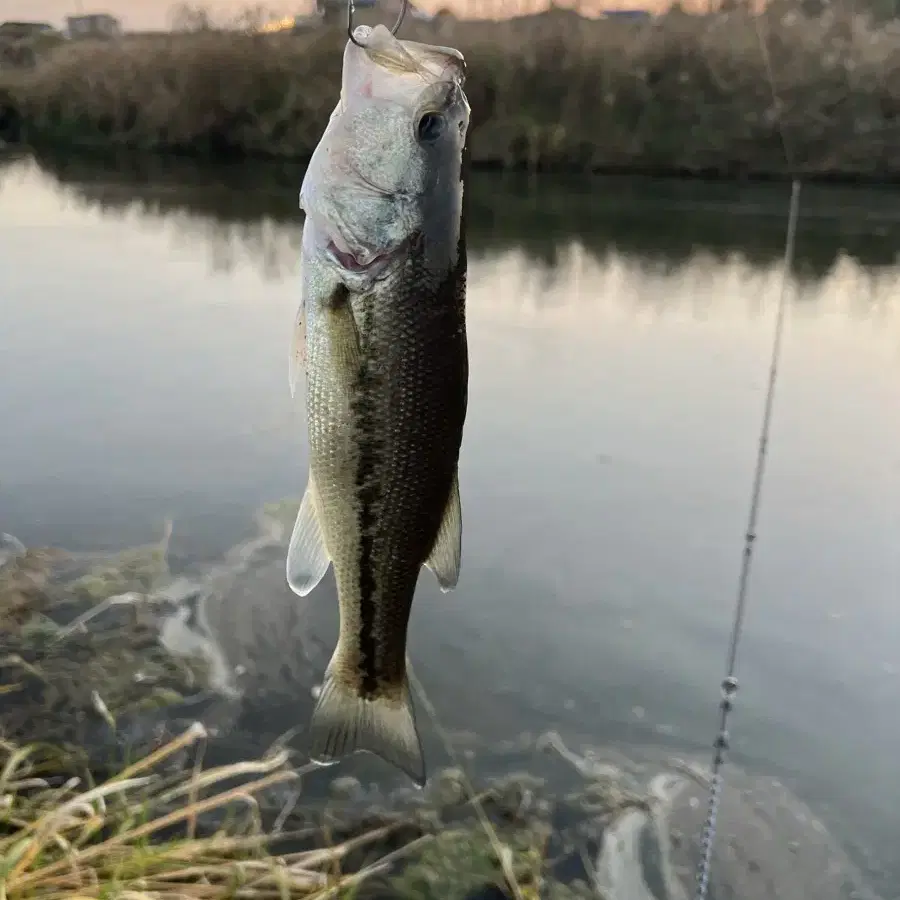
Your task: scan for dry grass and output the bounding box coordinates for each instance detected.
[0,721,564,900]
[0,528,547,899]
[2,5,900,176]
[0,723,427,899]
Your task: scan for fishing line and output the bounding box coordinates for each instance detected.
[693,11,801,899]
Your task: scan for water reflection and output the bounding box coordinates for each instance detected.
[10,147,900,280]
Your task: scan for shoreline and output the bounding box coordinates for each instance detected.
[0,510,892,899]
[6,133,900,187]
[3,8,900,184]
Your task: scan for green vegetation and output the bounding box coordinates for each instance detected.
[0,26,66,75]
[1,5,899,178]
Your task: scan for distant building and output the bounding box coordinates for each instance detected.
[65,13,122,39]
[0,21,60,39]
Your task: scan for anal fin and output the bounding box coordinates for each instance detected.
[308,659,426,786]
[286,478,330,596]
[424,470,462,592]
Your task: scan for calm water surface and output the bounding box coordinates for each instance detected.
[2,152,899,889]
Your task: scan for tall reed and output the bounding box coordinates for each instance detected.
[3,5,900,176]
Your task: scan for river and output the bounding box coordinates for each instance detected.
[1,150,898,897]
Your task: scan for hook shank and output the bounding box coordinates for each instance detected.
[348,0,410,46]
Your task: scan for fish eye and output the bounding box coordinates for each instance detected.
[417,112,446,144]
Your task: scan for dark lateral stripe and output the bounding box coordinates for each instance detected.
[352,294,382,697]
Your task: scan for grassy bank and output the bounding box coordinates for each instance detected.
[0,727,327,899]
[0,727,511,900]
[0,725,594,900]
[2,6,900,178]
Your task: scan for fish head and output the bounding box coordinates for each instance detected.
[338,23,470,191]
[301,24,470,283]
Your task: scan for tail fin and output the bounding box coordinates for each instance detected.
[308,665,426,786]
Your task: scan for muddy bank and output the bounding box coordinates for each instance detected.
[3,7,900,180]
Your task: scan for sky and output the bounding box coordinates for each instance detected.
[6,0,664,31]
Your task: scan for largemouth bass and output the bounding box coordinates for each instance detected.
[286,23,470,786]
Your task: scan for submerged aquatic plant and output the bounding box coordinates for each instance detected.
[0,524,209,759]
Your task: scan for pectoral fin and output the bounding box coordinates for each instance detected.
[424,471,462,592]
[286,478,330,596]
[323,283,362,375]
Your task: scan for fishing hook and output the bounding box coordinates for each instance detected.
[348,0,409,46]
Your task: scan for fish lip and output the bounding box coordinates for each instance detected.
[327,236,410,277]
[327,240,385,273]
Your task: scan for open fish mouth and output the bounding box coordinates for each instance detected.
[327,235,412,275]
[327,241,388,272]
